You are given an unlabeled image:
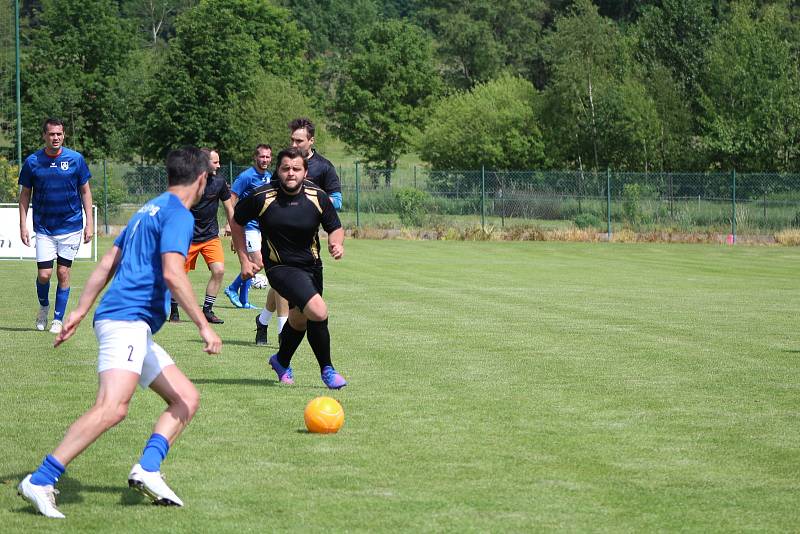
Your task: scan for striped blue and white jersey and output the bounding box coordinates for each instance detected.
[18,147,91,236]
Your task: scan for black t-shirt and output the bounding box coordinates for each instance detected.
[190,174,231,243]
[233,180,342,269]
[306,152,341,194]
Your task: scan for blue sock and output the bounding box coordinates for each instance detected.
[239,278,252,305]
[228,274,242,292]
[36,279,50,307]
[54,286,70,321]
[139,433,170,473]
[30,455,66,486]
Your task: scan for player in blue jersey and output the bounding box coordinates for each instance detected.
[18,118,94,334]
[223,144,272,311]
[17,147,222,519]
[254,118,343,347]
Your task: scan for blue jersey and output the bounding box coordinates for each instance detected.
[94,192,194,334]
[231,167,271,231]
[18,147,91,235]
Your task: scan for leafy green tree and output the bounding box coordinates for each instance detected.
[416,0,550,89]
[228,73,321,162]
[142,0,313,161]
[539,0,661,171]
[278,0,379,56]
[277,0,379,107]
[332,20,441,178]
[21,0,136,158]
[419,74,544,173]
[642,63,696,171]
[121,0,198,47]
[630,0,716,103]
[697,1,800,171]
[379,0,416,18]
[107,48,164,163]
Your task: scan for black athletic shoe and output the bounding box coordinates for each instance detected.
[169,309,180,323]
[203,308,224,324]
[255,316,269,346]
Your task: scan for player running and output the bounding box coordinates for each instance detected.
[230,147,347,389]
[17,147,221,519]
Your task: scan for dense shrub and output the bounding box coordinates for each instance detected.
[395,187,429,227]
[574,213,602,229]
[0,158,19,202]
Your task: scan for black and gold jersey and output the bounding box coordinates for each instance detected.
[233,179,342,269]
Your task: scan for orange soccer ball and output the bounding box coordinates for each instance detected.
[304,396,345,434]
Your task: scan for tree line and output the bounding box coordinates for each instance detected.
[3,0,800,174]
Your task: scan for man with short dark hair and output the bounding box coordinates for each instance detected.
[254,118,343,346]
[18,117,94,334]
[231,147,347,389]
[169,148,234,324]
[17,146,222,519]
[289,117,342,209]
[223,144,272,311]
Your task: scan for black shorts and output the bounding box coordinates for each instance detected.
[266,265,323,311]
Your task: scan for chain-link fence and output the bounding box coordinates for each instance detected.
[90,161,800,239]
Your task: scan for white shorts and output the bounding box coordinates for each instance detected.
[95,320,175,388]
[35,230,82,263]
[245,229,262,253]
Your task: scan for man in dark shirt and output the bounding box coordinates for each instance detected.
[169,148,234,324]
[231,147,347,389]
[254,118,344,345]
[289,117,342,209]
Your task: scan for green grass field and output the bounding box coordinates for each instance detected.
[1,239,799,531]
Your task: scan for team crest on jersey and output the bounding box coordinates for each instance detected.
[60,161,69,171]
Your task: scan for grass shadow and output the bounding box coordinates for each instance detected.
[191,377,276,387]
[219,339,276,348]
[3,472,144,510]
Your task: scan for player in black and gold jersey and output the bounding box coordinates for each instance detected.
[230,147,347,389]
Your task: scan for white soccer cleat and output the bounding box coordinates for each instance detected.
[36,305,49,331]
[17,474,65,519]
[49,319,63,334]
[127,463,184,507]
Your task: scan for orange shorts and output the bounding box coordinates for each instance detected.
[185,237,225,273]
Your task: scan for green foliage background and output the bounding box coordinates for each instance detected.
[4,0,800,174]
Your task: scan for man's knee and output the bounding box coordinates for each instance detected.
[55,264,71,285]
[174,384,201,420]
[303,296,328,322]
[209,263,224,280]
[37,270,53,284]
[94,401,129,430]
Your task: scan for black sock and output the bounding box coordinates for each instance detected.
[306,319,332,371]
[203,294,215,312]
[277,322,306,368]
[170,299,178,313]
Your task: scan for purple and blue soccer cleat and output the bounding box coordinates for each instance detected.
[269,354,294,385]
[321,366,347,389]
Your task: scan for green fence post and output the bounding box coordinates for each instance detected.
[103,159,108,235]
[731,169,736,244]
[414,165,417,189]
[481,166,486,231]
[606,168,612,240]
[229,161,233,184]
[355,161,360,228]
